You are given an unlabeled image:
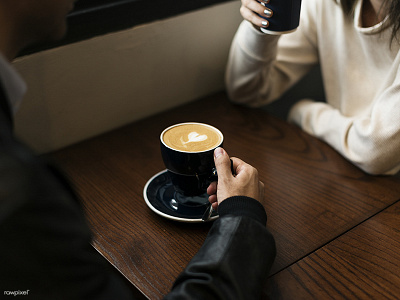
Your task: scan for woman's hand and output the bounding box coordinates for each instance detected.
[240,0,273,30]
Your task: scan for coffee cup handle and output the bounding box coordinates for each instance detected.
[209,159,235,181]
[209,168,218,182]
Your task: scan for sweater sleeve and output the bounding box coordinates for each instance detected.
[288,74,400,175]
[225,0,319,107]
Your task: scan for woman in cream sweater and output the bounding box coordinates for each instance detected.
[226,0,400,175]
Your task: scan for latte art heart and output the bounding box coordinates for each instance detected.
[182,132,208,144]
[162,123,222,152]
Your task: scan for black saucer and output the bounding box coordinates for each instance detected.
[143,170,218,223]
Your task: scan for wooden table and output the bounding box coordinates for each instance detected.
[51,91,400,299]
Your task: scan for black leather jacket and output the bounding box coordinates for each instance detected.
[0,82,276,299]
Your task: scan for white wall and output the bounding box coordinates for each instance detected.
[13,1,242,154]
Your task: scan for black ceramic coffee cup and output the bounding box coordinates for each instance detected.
[259,0,302,35]
[160,123,223,200]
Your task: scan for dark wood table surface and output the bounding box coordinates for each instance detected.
[51,91,400,299]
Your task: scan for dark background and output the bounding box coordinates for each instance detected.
[22,0,233,56]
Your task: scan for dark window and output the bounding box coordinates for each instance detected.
[22,0,233,55]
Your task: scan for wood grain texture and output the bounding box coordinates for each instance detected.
[51,91,400,299]
[266,201,400,299]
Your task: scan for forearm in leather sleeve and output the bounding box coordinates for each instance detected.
[164,197,276,300]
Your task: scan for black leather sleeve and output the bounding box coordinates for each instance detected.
[164,197,276,300]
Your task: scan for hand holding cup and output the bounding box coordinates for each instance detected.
[240,0,302,34]
[207,147,264,210]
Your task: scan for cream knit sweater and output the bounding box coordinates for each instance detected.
[226,0,400,175]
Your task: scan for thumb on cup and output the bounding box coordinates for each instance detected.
[214,147,233,178]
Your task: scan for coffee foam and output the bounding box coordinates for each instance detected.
[162,123,222,152]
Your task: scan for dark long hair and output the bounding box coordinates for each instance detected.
[337,0,400,44]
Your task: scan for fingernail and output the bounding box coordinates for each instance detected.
[264,9,273,18]
[214,147,224,158]
[261,20,269,27]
